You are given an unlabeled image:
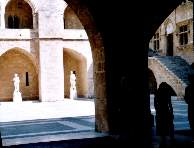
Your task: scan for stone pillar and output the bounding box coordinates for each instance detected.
[33,13,38,30]
[39,41,64,101]
[1,6,5,29]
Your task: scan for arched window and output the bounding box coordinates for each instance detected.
[5,0,33,29]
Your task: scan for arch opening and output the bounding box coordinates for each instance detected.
[64,6,84,29]
[5,0,33,29]
[63,1,108,132]
[0,48,39,101]
[63,48,88,98]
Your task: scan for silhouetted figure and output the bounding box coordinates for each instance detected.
[184,74,194,138]
[154,82,174,146]
[191,63,194,70]
[0,132,2,147]
[148,89,154,128]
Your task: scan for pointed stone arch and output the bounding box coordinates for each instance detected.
[4,0,36,13]
[0,47,39,74]
[4,0,35,29]
[64,5,84,29]
[0,48,39,101]
[63,48,88,98]
[63,0,108,132]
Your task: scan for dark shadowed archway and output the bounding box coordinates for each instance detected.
[158,82,177,97]
[63,0,183,140]
[62,0,108,132]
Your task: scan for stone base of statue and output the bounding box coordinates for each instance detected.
[70,87,77,100]
[13,91,22,103]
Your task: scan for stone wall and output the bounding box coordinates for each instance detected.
[149,1,193,64]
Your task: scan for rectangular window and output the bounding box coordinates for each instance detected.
[153,33,160,50]
[26,72,29,86]
[179,25,188,45]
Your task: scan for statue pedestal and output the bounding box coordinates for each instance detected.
[13,91,22,103]
[70,87,77,100]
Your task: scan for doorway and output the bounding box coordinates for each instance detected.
[166,34,173,56]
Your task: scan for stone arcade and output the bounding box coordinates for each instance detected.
[0,0,94,102]
[0,0,192,147]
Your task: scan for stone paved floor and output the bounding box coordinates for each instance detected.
[0,98,95,122]
[0,98,106,146]
[150,95,193,148]
[0,96,193,147]
[150,95,189,130]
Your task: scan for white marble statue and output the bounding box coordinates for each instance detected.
[13,73,20,92]
[13,73,22,102]
[70,71,77,99]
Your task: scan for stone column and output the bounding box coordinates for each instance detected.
[33,13,38,30]
[39,41,64,101]
[1,6,5,29]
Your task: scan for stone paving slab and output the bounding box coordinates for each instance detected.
[0,99,96,146]
[0,115,96,146]
[150,95,190,130]
[0,99,95,122]
[3,131,109,147]
[0,96,192,147]
[1,122,74,138]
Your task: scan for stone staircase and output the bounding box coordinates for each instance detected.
[154,56,194,85]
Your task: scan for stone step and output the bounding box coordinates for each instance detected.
[154,56,194,85]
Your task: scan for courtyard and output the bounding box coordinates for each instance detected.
[0,95,193,147]
[0,99,101,146]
